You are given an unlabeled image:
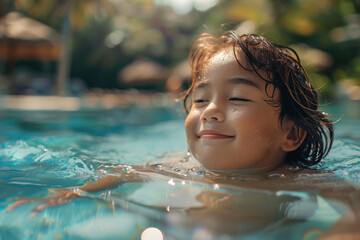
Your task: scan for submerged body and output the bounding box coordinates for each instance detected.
[1,106,359,239]
[6,154,360,238]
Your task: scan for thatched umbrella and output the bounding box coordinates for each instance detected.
[0,12,61,92]
[0,12,61,61]
[118,59,169,88]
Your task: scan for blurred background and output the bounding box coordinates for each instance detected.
[0,0,359,106]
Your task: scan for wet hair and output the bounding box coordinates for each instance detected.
[183,31,334,167]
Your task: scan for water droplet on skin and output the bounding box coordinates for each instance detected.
[298,173,311,178]
[97,169,107,175]
[268,173,286,179]
[180,152,191,162]
[122,166,132,173]
[286,165,301,172]
[153,164,163,168]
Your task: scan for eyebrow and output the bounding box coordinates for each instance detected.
[194,77,260,90]
[194,80,209,89]
[229,77,260,89]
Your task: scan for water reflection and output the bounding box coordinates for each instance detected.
[141,227,164,240]
[1,103,359,239]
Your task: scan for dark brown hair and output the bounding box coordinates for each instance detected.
[183,31,334,167]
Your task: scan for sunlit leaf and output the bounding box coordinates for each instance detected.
[283,12,316,35]
[226,0,273,23]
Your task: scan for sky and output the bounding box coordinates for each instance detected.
[155,0,218,15]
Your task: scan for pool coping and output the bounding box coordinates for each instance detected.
[0,92,179,111]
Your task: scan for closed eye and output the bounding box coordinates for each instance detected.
[229,97,251,102]
[194,99,209,103]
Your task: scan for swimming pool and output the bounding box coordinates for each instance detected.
[0,99,359,240]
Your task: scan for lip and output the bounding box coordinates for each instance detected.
[198,130,234,139]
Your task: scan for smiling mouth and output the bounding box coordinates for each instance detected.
[198,130,234,140]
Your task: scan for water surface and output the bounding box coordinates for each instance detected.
[0,101,359,240]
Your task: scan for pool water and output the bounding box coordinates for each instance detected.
[0,101,359,240]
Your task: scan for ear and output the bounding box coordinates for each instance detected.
[281,117,307,152]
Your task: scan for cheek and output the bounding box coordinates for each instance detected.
[185,110,199,137]
[228,108,258,129]
[253,113,284,148]
[230,107,281,141]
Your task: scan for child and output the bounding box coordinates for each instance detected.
[7,30,336,203]
[183,31,334,172]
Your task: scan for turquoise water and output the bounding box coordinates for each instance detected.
[0,101,359,240]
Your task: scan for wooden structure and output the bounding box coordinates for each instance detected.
[0,12,61,93]
[0,12,61,61]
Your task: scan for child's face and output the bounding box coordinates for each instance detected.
[185,48,289,171]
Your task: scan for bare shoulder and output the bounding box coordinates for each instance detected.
[271,165,333,178]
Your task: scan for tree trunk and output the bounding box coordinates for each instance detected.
[56,0,74,96]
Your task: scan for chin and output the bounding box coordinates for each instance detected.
[199,161,233,171]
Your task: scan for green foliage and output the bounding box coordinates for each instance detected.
[1,0,359,99]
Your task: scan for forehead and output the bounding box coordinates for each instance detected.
[199,47,268,83]
[201,48,240,74]
[207,48,237,67]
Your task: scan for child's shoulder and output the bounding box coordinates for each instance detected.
[272,165,332,178]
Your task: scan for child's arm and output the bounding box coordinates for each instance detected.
[79,169,146,192]
[6,168,148,213]
[6,188,82,214]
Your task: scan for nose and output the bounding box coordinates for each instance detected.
[201,103,225,122]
